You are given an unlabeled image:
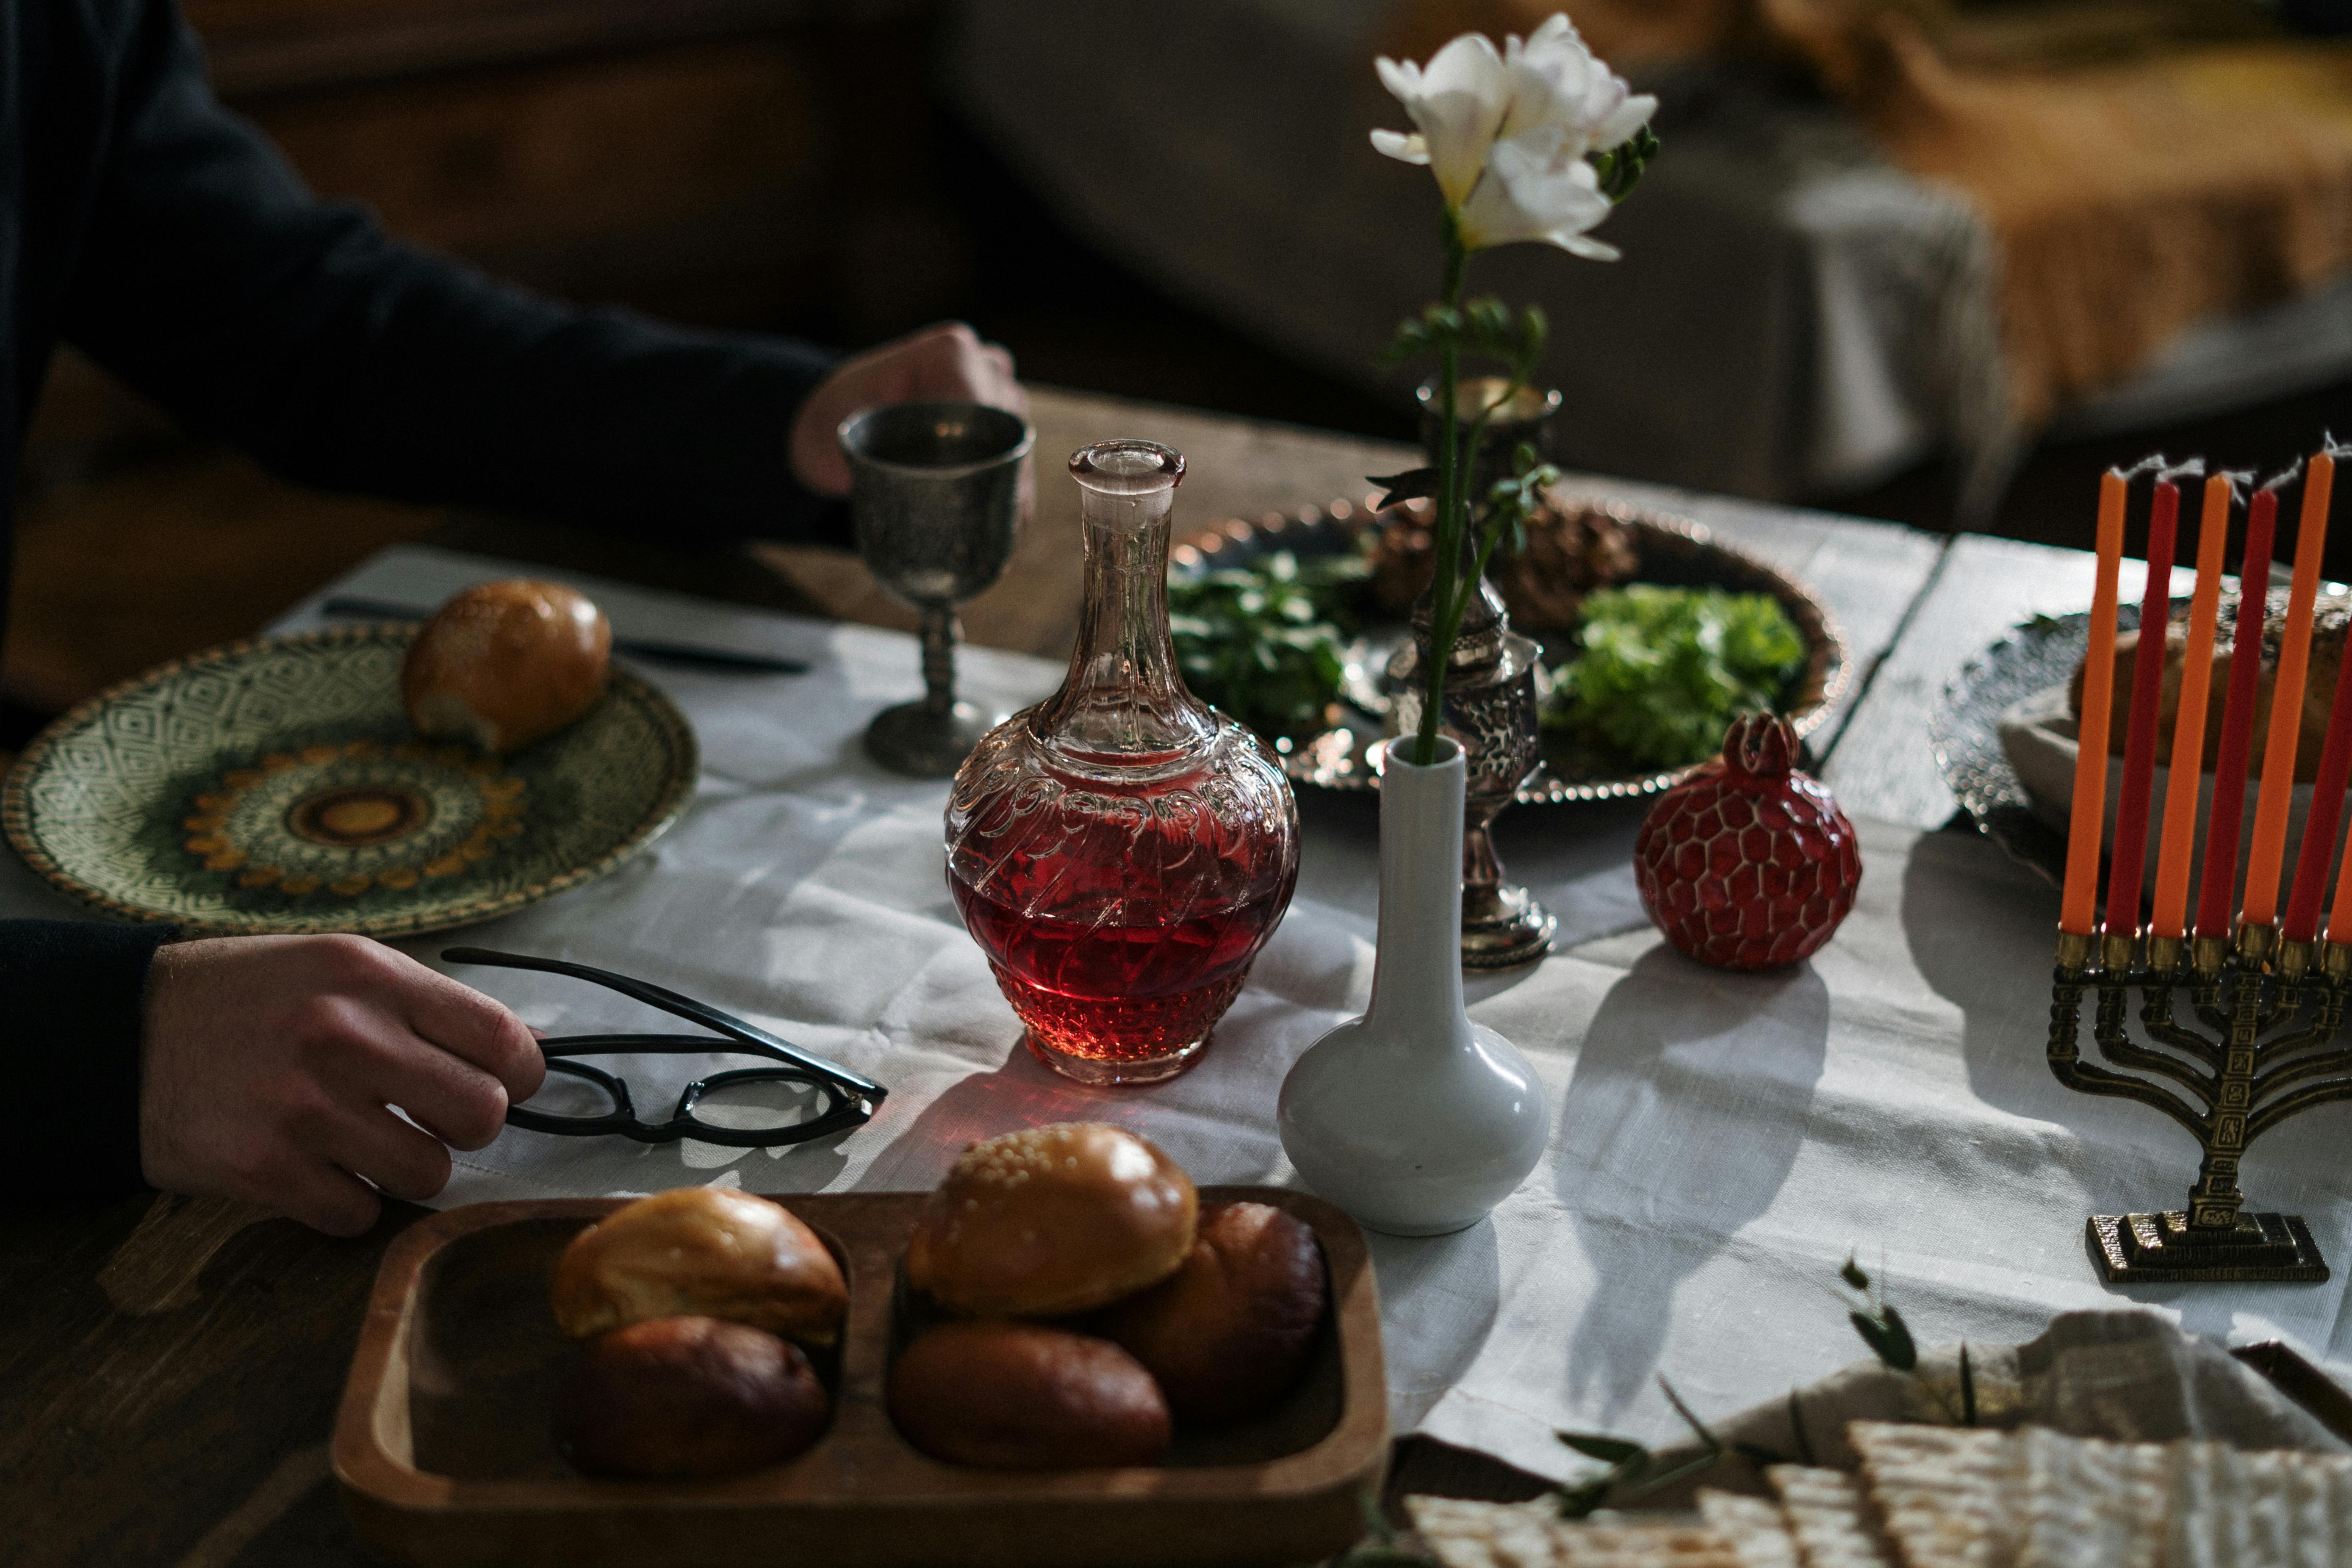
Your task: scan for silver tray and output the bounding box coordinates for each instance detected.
[1930,604,2168,888]
[1172,496,1851,805]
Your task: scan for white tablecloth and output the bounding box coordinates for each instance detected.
[10,544,2352,1484]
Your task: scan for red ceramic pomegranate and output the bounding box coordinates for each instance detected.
[1634,713,1861,970]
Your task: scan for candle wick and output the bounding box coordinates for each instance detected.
[2116,454,2169,481]
[2261,458,2305,493]
[2321,430,2348,461]
[2215,468,2258,504]
[2158,457,2206,483]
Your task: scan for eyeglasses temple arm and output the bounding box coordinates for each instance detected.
[440,947,887,1100]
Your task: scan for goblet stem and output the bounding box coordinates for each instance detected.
[1459,809,1555,969]
[919,604,959,717]
[1464,821,1504,905]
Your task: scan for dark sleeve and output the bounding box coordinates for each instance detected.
[60,0,849,549]
[0,921,172,1197]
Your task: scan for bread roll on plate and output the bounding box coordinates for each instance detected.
[402,579,610,753]
[888,1321,1171,1469]
[552,1187,848,1346]
[1100,1200,1327,1424]
[556,1314,830,1480]
[904,1123,1197,1317]
[2068,590,2348,784]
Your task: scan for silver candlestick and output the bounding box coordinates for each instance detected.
[1386,573,1557,968]
[1379,377,1562,968]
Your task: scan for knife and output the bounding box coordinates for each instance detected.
[320,596,812,675]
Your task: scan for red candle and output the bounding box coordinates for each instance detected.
[2283,453,2343,942]
[2289,646,2352,944]
[2194,481,2277,939]
[2151,469,2226,940]
[2104,480,2179,934]
[2062,470,2129,936]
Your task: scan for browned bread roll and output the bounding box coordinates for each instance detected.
[887,1321,1172,1469]
[552,1188,848,1346]
[904,1123,1197,1317]
[556,1315,829,1479]
[1098,1201,1327,1425]
[402,578,610,752]
[2068,591,2348,784]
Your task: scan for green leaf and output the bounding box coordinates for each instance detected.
[1165,549,1360,740]
[1839,1256,1871,1292]
[1960,1343,1978,1427]
[1369,466,1440,511]
[1788,1390,1817,1466]
[1850,1308,1919,1372]
[1878,1305,1918,1371]
[1554,1474,1618,1520]
[1543,586,1806,769]
[1557,1433,1647,1466]
[1657,1374,1723,1456]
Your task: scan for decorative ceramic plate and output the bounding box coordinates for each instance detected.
[1173,496,1850,804]
[3,625,698,938]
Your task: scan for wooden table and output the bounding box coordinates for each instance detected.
[0,386,2092,1567]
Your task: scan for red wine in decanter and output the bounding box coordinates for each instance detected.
[944,439,1299,1085]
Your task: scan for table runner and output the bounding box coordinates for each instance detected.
[8,544,2352,1486]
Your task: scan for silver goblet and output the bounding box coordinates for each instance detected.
[838,402,1033,777]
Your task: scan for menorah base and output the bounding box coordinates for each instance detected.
[2087,1211,2330,1284]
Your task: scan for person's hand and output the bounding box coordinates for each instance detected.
[788,321,1028,499]
[140,935,543,1236]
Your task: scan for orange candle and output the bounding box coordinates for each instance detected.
[2240,462,2329,929]
[2062,469,2129,935]
[2150,468,2226,939]
[2196,481,2277,939]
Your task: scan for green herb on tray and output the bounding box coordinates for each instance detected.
[1543,585,1806,770]
[1168,551,1368,742]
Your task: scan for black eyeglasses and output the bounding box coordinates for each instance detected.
[442,947,887,1148]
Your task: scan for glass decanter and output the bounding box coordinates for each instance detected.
[946,440,1300,1085]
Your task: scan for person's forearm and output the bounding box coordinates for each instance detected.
[0,921,173,1197]
[61,0,848,548]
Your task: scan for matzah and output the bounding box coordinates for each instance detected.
[1403,1495,1746,1568]
[2161,1442,2352,1568]
[1699,1489,1803,1568]
[2017,1425,2169,1568]
[1768,1465,1896,1568]
[1850,1421,2025,1568]
[1408,1495,1564,1568]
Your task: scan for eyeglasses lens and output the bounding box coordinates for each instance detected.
[689,1075,834,1137]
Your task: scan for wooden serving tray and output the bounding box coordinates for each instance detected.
[332,1186,1388,1567]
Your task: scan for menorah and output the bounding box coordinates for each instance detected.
[2050,927,2349,1283]
[2046,446,2348,1285]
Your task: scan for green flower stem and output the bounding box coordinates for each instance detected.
[1442,361,1530,634]
[1414,223,1471,767]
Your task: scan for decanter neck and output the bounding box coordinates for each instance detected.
[1036,440,1215,763]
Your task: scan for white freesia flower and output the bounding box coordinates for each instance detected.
[1460,125,1617,257]
[1372,12,1656,258]
[1371,31,1510,207]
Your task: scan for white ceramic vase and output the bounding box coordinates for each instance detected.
[1277,736,1551,1236]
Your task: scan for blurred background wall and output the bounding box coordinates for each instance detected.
[12,0,2352,739]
